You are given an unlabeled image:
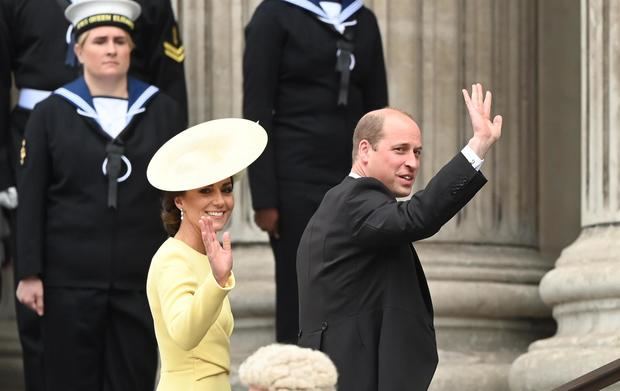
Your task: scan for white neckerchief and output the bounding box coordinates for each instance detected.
[282,0,360,34]
[93,97,129,139]
[320,1,341,18]
[319,1,355,33]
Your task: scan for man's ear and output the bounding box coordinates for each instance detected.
[358,140,371,163]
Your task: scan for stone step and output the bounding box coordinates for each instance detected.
[0,319,24,391]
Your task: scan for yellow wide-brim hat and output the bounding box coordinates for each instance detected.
[147,118,267,192]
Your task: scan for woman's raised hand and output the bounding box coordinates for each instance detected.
[199,216,233,287]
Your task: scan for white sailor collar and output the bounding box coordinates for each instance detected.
[53,76,159,127]
[281,0,363,32]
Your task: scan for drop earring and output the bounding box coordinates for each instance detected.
[180,208,184,220]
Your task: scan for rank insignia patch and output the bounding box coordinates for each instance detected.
[20,139,26,166]
[163,41,185,62]
[164,26,185,62]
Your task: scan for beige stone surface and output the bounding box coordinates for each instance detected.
[0,268,23,391]
[511,227,620,390]
[510,1,620,389]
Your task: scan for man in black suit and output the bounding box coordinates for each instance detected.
[297,83,503,390]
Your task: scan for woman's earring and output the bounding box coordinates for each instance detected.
[180,208,184,220]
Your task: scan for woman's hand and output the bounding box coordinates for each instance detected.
[16,276,44,316]
[200,216,233,287]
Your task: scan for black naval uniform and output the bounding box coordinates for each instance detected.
[1,0,187,188]
[16,76,184,390]
[0,1,187,389]
[243,0,388,343]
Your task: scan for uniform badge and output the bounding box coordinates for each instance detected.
[20,139,26,166]
[163,26,185,63]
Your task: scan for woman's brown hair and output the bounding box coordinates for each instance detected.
[161,191,184,236]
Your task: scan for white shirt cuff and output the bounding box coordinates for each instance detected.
[461,145,484,171]
[0,187,18,209]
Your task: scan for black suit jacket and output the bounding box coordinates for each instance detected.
[297,153,487,391]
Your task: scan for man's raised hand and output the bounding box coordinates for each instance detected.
[462,83,503,158]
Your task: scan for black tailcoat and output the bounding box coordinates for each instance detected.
[297,153,487,390]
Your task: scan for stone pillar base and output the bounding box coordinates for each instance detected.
[431,316,555,391]
[416,243,553,391]
[431,353,511,391]
[509,226,620,390]
[511,347,620,391]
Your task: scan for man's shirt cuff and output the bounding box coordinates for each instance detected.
[461,145,484,171]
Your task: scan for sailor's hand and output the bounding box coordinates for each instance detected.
[254,208,280,239]
[16,276,44,316]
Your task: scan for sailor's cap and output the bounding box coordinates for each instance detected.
[65,0,141,36]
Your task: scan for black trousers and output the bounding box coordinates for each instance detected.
[43,287,157,391]
[271,181,333,343]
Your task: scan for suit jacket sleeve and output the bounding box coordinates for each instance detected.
[243,1,285,210]
[15,103,50,279]
[0,2,12,191]
[134,0,188,127]
[349,153,487,247]
[361,10,388,112]
[157,259,235,351]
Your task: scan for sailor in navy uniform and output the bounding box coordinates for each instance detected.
[14,1,184,389]
[243,0,388,343]
[1,0,187,189]
[0,0,186,389]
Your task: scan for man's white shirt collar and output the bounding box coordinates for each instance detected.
[349,170,362,178]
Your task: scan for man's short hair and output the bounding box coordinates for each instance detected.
[351,108,416,161]
[351,111,385,161]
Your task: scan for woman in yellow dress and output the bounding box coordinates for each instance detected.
[145,118,267,390]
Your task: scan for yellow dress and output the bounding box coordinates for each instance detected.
[147,237,235,391]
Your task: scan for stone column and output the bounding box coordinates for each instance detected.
[509,1,620,389]
[368,1,551,389]
[174,3,275,389]
[174,0,266,243]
